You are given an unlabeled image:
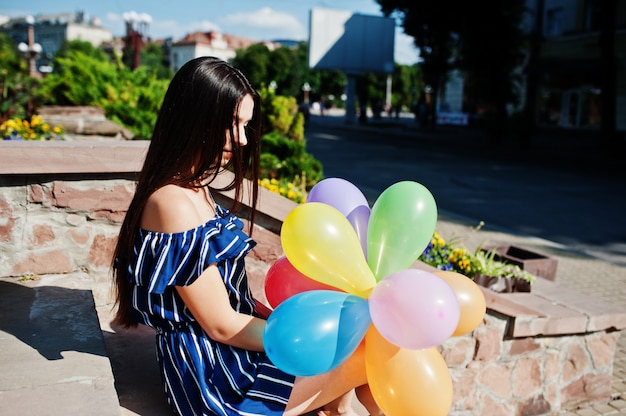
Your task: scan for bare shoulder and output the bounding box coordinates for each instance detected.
[141,185,206,233]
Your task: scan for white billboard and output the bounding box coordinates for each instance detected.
[308,8,395,75]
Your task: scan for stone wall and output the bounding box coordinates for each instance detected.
[0,140,623,415]
[441,315,620,415]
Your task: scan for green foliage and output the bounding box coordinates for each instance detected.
[54,39,110,63]
[0,33,41,122]
[260,131,323,189]
[392,63,423,110]
[472,250,535,283]
[141,41,174,79]
[259,86,305,141]
[37,45,168,139]
[256,85,320,190]
[232,43,272,90]
[233,42,348,106]
[419,223,535,284]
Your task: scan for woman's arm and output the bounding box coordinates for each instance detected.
[176,268,266,351]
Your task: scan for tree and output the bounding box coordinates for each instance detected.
[231,43,272,90]
[376,0,527,139]
[141,41,174,79]
[391,63,422,114]
[0,33,43,122]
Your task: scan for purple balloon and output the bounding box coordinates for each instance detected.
[307,178,369,218]
[346,205,370,258]
[368,269,460,350]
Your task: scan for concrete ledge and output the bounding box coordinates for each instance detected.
[0,141,148,174]
[484,277,626,338]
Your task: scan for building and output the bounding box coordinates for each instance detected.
[524,0,625,132]
[170,31,279,72]
[0,11,113,74]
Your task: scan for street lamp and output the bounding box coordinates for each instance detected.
[17,16,42,78]
[302,82,311,104]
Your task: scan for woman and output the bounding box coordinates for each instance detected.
[111,57,382,416]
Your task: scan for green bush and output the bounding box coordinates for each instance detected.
[257,86,322,192]
[260,131,323,189]
[0,33,41,122]
[37,48,167,139]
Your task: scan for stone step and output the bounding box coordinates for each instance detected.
[0,272,120,416]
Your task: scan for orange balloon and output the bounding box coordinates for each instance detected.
[435,270,486,336]
[365,326,453,416]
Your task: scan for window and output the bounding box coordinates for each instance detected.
[545,7,564,37]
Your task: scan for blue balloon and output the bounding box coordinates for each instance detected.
[264,290,371,376]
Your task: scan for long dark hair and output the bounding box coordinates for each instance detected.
[112,57,261,327]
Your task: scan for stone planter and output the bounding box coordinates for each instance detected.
[483,245,558,281]
[474,274,513,293]
[473,273,531,293]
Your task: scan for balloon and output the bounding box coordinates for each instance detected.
[281,202,377,298]
[265,257,341,308]
[368,269,460,349]
[367,181,437,281]
[346,204,370,258]
[365,326,453,416]
[306,177,369,217]
[264,290,371,376]
[307,178,371,257]
[435,270,487,336]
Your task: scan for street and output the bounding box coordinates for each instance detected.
[303,111,626,267]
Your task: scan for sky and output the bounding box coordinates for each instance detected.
[0,0,420,65]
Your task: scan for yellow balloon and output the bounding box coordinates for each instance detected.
[365,326,453,416]
[435,271,487,336]
[281,203,376,298]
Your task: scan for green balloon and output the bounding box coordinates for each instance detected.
[367,181,438,281]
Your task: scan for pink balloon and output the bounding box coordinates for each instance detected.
[306,178,369,218]
[265,257,341,308]
[368,269,460,350]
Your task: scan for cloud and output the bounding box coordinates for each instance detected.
[394,30,420,65]
[219,7,307,41]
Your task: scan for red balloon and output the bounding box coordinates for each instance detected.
[265,257,341,308]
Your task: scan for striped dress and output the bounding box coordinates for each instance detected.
[127,205,295,416]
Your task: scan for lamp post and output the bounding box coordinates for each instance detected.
[302,82,311,104]
[18,16,42,78]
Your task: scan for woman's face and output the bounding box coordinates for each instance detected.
[222,94,254,167]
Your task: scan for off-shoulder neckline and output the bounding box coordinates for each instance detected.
[138,205,232,237]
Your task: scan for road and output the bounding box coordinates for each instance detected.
[303,111,626,267]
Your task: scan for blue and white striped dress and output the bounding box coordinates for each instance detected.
[127,205,295,416]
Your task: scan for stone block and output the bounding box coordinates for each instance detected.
[486,245,558,280]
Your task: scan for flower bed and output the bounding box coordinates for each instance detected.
[1,115,65,141]
[419,223,535,292]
